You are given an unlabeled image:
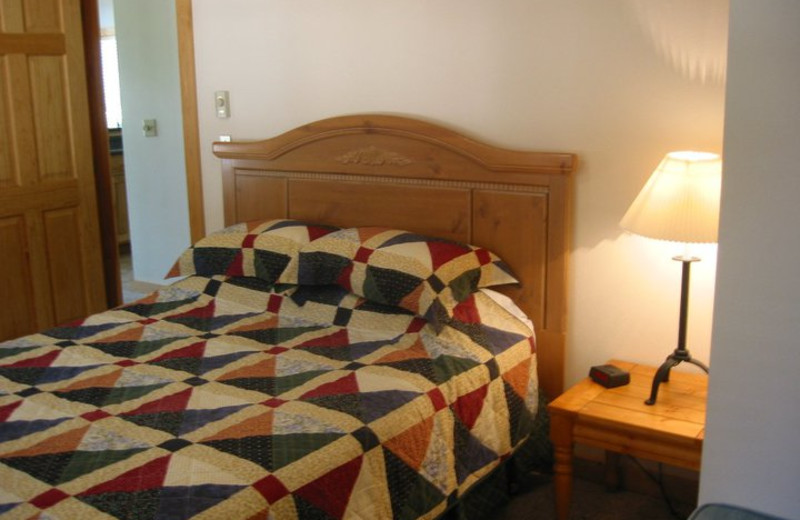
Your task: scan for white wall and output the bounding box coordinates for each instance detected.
[191,0,727,387]
[115,0,191,283]
[700,1,800,517]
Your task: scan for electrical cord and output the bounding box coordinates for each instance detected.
[625,455,687,520]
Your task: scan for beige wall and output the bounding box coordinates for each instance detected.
[700,1,800,516]
[192,0,727,387]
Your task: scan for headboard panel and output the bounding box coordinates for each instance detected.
[213,114,576,399]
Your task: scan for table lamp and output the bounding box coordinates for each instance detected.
[620,151,722,405]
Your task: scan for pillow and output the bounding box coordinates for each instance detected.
[166,219,340,284]
[291,227,518,329]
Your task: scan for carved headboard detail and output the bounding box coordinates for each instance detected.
[335,146,413,166]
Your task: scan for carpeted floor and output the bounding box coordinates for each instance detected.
[492,459,698,520]
[493,476,692,519]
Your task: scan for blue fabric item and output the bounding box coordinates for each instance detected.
[689,504,791,520]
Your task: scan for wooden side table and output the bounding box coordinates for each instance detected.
[547,360,707,520]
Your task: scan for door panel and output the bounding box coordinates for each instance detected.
[0,216,36,338]
[0,0,106,341]
[0,61,13,186]
[44,207,88,324]
[29,55,73,180]
[23,0,62,33]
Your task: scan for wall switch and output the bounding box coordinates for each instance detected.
[215,90,230,118]
[142,119,157,137]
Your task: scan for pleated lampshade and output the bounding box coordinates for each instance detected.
[620,151,722,243]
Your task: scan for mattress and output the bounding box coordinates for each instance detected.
[0,275,539,519]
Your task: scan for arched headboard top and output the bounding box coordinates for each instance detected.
[214,114,574,175]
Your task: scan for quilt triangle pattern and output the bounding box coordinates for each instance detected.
[383,447,446,520]
[121,410,185,436]
[154,484,245,520]
[0,417,70,443]
[178,404,248,436]
[293,494,337,520]
[432,354,480,384]
[59,448,146,484]
[164,301,260,332]
[43,321,120,341]
[0,345,38,360]
[78,455,170,496]
[2,451,77,485]
[148,341,208,375]
[0,425,136,486]
[121,296,199,318]
[279,432,349,471]
[0,350,61,385]
[56,382,168,408]
[305,387,422,424]
[80,488,162,519]
[230,323,324,346]
[503,380,535,447]
[293,455,363,518]
[0,400,21,421]
[452,418,498,485]
[452,384,489,431]
[384,416,435,472]
[87,337,179,359]
[197,351,253,375]
[375,354,437,381]
[119,388,193,435]
[1,273,540,519]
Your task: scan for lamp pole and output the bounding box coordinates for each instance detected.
[644,256,709,405]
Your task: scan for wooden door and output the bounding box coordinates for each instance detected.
[0,0,106,341]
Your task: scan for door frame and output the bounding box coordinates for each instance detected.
[175,0,205,244]
[82,0,205,307]
[82,0,119,307]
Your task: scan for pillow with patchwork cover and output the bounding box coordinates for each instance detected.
[167,219,340,284]
[290,227,519,330]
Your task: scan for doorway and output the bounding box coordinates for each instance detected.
[91,0,204,305]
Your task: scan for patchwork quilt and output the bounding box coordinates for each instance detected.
[0,275,539,519]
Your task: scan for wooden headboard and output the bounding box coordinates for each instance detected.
[213,114,576,399]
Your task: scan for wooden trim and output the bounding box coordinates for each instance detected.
[67,0,107,316]
[176,0,205,243]
[80,0,121,308]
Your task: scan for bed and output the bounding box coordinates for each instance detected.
[0,115,576,519]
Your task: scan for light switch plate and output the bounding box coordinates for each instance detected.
[215,90,230,118]
[143,119,157,137]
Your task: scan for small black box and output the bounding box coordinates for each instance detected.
[589,364,630,388]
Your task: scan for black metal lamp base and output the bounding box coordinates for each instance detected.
[644,256,710,406]
[644,349,709,405]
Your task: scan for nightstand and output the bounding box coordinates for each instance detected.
[547,360,707,520]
